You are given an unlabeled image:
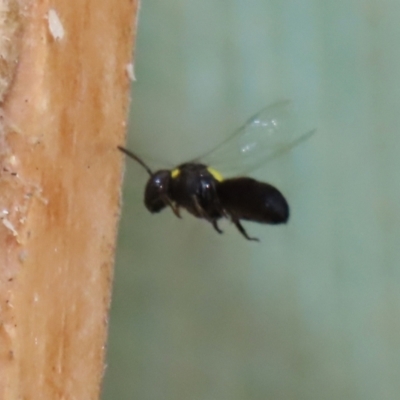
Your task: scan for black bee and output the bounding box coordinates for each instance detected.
[119,100,313,241]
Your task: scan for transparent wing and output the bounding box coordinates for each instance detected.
[194,100,315,177]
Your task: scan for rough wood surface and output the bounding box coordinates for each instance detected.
[0,0,138,398]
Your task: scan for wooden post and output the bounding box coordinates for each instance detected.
[0,0,138,397]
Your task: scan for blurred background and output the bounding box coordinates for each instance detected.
[102,0,400,399]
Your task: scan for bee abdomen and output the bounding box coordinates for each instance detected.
[216,178,289,224]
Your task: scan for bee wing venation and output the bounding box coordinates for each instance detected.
[195,100,315,177]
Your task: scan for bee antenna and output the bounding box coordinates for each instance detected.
[117,146,154,176]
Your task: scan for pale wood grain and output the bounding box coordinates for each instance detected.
[0,0,138,397]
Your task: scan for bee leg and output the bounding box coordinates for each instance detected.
[192,195,223,234]
[212,220,223,234]
[192,195,208,219]
[172,205,182,218]
[162,196,181,218]
[234,220,259,242]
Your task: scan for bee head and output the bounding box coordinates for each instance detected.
[144,170,171,213]
[118,146,172,213]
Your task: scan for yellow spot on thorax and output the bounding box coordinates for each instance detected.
[171,168,180,178]
[207,167,224,182]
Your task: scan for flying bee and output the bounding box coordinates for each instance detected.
[118,100,314,241]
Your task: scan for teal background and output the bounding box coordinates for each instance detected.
[102,1,400,399]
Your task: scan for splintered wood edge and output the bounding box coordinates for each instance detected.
[0,0,139,398]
